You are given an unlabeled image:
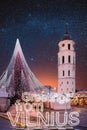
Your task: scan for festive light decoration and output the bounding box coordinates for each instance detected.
[0,39,48,98]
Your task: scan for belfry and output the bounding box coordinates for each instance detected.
[58,24,76,96]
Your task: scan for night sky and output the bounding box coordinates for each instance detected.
[0,0,87,90]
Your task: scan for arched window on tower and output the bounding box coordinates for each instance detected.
[63,70,65,76]
[68,44,70,50]
[68,70,70,76]
[68,55,71,63]
[62,56,64,64]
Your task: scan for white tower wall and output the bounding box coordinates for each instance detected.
[58,39,76,96]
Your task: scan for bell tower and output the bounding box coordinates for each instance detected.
[58,24,76,96]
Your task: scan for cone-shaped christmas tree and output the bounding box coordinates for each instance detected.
[0,38,44,97]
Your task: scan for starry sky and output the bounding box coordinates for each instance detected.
[0,0,87,90]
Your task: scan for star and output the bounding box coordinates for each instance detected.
[30,57,36,62]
